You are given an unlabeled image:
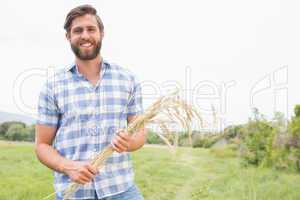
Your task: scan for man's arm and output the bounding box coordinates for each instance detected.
[127,115,147,152]
[35,125,65,172]
[35,124,98,184]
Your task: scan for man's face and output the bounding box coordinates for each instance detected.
[67,14,103,60]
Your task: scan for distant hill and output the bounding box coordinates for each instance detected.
[0,111,35,125]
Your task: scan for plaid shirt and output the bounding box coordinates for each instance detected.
[37,60,143,199]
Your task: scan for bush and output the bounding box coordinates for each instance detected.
[3,123,35,142]
[5,124,28,141]
[192,137,206,148]
[192,134,223,148]
[0,121,26,137]
[239,110,276,167]
[220,107,300,173]
[177,133,190,147]
[24,125,35,142]
[146,130,164,144]
[224,125,244,140]
[289,148,300,171]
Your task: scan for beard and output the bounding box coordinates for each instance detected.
[70,39,102,60]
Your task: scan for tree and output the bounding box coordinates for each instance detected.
[288,105,300,147]
[294,105,300,118]
[273,112,286,128]
[240,109,275,166]
[5,124,28,141]
[0,121,26,136]
[288,105,300,138]
[25,125,35,142]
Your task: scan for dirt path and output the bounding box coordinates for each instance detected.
[173,148,204,200]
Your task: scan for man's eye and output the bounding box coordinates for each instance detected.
[73,29,82,34]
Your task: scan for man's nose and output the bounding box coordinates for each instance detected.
[81,30,90,39]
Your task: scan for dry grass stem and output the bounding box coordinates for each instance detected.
[45,91,203,199]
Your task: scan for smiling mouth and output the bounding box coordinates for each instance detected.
[80,42,93,48]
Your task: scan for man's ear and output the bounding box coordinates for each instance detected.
[100,31,104,39]
[66,32,71,41]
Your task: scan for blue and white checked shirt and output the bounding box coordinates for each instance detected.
[37,60,143,199]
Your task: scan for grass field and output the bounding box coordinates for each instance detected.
[0,141,300,200]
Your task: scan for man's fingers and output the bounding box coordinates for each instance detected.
[117,131,130,141]
[113,136,129,151]
[86,164,98,175]
[73,174,88,184]
[111,130,131,153]
[112,142,125,152]
[78,174,89,183]
[115,135,129,148]
[114,142,127,152]
[79,166,94,180]
[74,179,85,184]
[66,161,99,185]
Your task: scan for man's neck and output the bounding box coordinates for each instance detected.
[75,55,102,78]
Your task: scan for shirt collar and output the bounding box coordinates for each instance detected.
[65,59,109,77]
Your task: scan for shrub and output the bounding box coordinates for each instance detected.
[224,125,244,140]
[192,134,223,148]
[0,121,26,137]
[239,109,276,167]
[5,124,28,141]
[24,125,35,142]
[146,130,164,144]
[178,133,190,146]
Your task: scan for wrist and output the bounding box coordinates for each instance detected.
[128,138,145,152]
[59,159,75,174]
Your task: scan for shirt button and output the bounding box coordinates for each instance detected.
[93,125,98,136]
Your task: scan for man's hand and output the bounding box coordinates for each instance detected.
[63,161,99,184]
[111,130,131,153]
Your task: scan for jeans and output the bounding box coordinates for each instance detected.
[99,185,144,200]
[57,185,144,200]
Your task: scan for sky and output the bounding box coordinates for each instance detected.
[1,0,300,130]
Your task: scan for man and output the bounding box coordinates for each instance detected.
[35,5,146,200]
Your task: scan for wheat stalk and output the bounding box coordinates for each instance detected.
[44,91,202,199]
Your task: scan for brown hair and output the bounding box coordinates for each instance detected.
[64,4,104,33]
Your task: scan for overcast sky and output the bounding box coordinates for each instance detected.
[1,0,300,129]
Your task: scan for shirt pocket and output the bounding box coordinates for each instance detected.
[101,88,130,120]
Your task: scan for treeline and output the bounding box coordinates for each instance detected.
[224,105,300,172]
[1,105,299,172]
[0,121,35,142]
[147,105,300,172]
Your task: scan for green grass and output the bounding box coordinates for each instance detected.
[1,141,300,200]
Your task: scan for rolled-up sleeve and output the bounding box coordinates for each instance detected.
[127,77,143,116]
[37,80,59,127]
